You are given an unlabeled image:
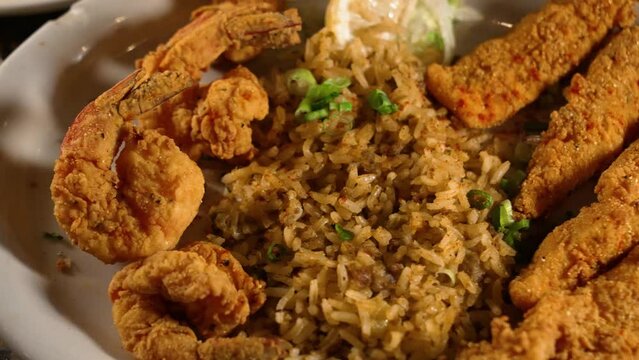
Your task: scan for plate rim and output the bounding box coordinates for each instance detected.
[0,0,75,16]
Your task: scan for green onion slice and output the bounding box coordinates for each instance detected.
[295,77,352,119]
[266,243,289,262]
[490,200,514,232]
[508,219,530,232]
[368,89,399,115]
[285,68,317,97]
[425,31,445,52]
[334,224,354,241]
[466,189,494,210]
[503,229,521,248]
[304,108,330,122]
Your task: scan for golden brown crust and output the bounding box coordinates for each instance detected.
[137,3,301,80]
[460,247,639,359]
[516,26,639,218]
[595,140,639,204]
[509,198,639,310]
[51,71,204,263]
[425,0,635,129]
[139,66,269,161]
[109,242,283,360]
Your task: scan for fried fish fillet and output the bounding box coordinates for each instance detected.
[459,246,639,360]
[516,26,639,218]
[425,0,635,129]
[510,139,639,310]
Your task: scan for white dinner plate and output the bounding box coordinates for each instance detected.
[0,0,75,15]
[0,0,541,359]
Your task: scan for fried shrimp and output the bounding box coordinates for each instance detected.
[108,241,287,360]
[137,1,302,80]
[139,66,269,160]
[51,71,205,264]
[425,0,635,128]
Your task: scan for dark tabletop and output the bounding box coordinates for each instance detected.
[0,8,68,60]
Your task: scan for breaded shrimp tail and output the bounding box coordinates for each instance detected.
[51,71,205,263]
[460,246,639,359]
[425,0,635,129]
[516,27,639,218]
[137,2,302,80]
[510,139,639,310]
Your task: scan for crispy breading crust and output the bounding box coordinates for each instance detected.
[139,66,269,161]
[109,242,287,360]
[516,27,639,218]
[511,137,639,310]
[509,198,639,310]
[425,0,635,129]
[51,71,205,263]
[137,3,301,80]
[460,246,639,359]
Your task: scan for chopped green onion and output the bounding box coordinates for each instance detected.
[523,120,549,133]
[338,102,353,112]
[285,68,317,97]
[295,77,352,119]
[508,219,530,232]
[323,77,351,89]
[44,232,64,242]
[466,189,494,210]
[425,31,445,52]
[329,101,353,112]
[500,169,527,198]
[514,142,533,165]
[368,89,399,115]
[304,108,330,122]
[490,200,514,232]
[334,224,354,241]
[503,229,521,248]
[502,220,530,248]
[266,243,289,262]
[488,201,531,249]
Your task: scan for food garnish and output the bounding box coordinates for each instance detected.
[295,77,352,121]
[334,224,354,241]
[466,189,494,210]
[285,68,317,97]
[367,89,398,115]
[266,243,289,262]
[325,0,477,63]
[489,200,530,249]
[490,200,514,232]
